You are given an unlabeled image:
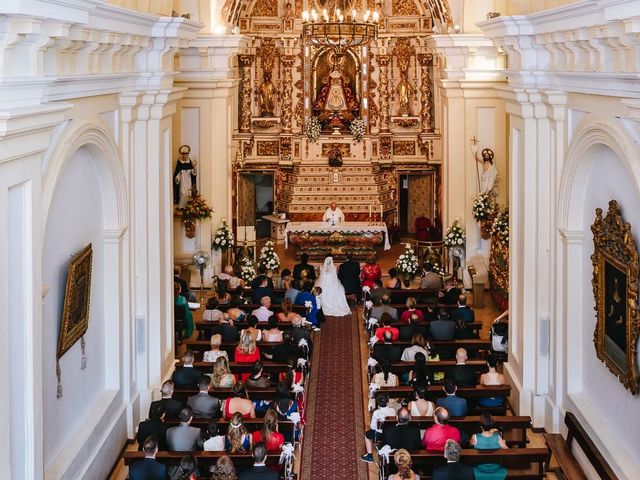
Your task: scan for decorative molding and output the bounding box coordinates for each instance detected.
[257,140,279,156]
[280,55,295,132]
[393,140,416,156]
[239,55,254,132]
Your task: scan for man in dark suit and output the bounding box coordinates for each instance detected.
[251,277,273,305]
[398,313,428,341]
[373,330,403,363]
[149,380,183,419]
[290,315,313,353]
[370,279,391,306]
[338,253,361,295]
[187,375,221,418]
[172,350,203,389]
[450,348,477,387]
[292,253,316,282]
[436,379,468,417]
[450,295,475,323]
[239,443,279,479]
[382,407,422,451]
[129,436,167,480]
[439,279,462,305]
[432,439,476,480]
[166,406,202,451]
[137,403,169,450]
[430,317,456,341]
[251,266,275,290]
[219,316,240,342]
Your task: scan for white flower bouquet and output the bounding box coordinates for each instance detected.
[258,240,280,271]
[350,117,366,143]
[396,243,420,278]
[491,210,509,248]
[304,116,321,143]
[472,193,495,222]
[239,256,256,284]
[431,262,446,277]
[211,220,234,250]
[444,220,466,247]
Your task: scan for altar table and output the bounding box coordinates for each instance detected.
[284,221,391,256]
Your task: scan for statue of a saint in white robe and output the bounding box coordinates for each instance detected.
[476,148,497,195]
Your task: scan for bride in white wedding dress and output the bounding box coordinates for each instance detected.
[315,256,352,317]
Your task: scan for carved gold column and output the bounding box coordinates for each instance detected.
[418,54,433,132]
[239,55,254,132]
[280,55,295,132]
[377,55,390,132]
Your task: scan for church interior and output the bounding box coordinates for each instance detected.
[1,0,640,478]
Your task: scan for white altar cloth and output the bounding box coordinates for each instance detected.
[284,221,391,250]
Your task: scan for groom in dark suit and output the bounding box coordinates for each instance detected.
[338,253,361,298]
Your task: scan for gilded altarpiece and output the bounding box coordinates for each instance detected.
[232,0,449,226]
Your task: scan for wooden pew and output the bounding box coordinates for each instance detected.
[175,361,292,376]
[382,415,531,448]
[372,339,491,360]
[387,321,483,337]
[193,319,297,330]
[387,289,440,303]
[215,303,307,314]
[163,418,295,442]
[543,411,617,480]
[181,341,284,359]
[389,359,487,374]
[172,387,284,402]
[123,450,283,468]
[398,448,550,479]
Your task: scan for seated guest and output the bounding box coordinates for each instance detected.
[400,297,424,323]
[175,282,194,340]
[239,442,279,480]
[408,387,435,431]
[450,294,475,323]
[203,420,226,451]
[432,439,475,480]
[219,315,241,343]
[420,263,443,291]
[401,333,429,362]
[277,298,297,322]
[251,409,284,452]
[374,330,403,363]
[174,265,192,301]
[292,253,316,282]
[251,266,275,290]
[167,454,198,480]
[270,382,298,421]
[251,276,273,305]
[212,356,236,388]
[311,286,325,325]
[388,449,420,480]
[361,256,382,289]
[242,315,263,343]
[246,360,271,388]
[408,352,433,388]
[450,348,477,387]
[361,393,396,463]
[436,379,468,417]
[477,356,505,408]
[471,414,508,480]
[372,295,399,322]
[222,382,256,419]
[150,380,183,419]
[270,331,299,363]
[429,315,456,341]
[136,403,168,451]
[217,265,244,291]
[172,350,203,388]
[235,331,261,381]
[295,281,320,331]
[204,334,229,363]
[385,267,403,289]
[203,298,225,323]
[262,315,283,342]
[277,268,292,289]
[370,279,391,305]
[382,407,422,451]
[455,319,477,340]
[375,313,400,342]
[252,296,274,323]
[439,278,462,305]
[398,313,427,341]
[372,357,399,387]
[166,407,202,451]
[422,407,461,452]
[225,297,247,322]
[290,314,312,346]
[284,279,301,304]
[129,435,167,480]
[187,375,221,419]
[226,412,253,453]
[210,455,237,479]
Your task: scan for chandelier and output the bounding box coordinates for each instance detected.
[301,8,379,54]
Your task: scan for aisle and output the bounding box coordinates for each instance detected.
[300,313,368,479]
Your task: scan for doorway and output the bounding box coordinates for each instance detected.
[398,172,436,235]
[238,172,274,239]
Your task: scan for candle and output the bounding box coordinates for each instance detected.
[380,204,383,222]
[369,204,372,220]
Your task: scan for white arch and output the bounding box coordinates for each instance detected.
[42,120,128,234]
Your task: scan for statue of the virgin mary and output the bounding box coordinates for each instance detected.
[314,69,359,119]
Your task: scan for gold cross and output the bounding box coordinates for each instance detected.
[470,135,479,146]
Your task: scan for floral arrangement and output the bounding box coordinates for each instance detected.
[258,240,280,271]
[238,256,256,284]
[212,220,234,250]
[304,116,321,143]
[181,193,213,221]
[472,193,495,221]
[350,118,366,143]
[430,262,446,277]
[396,243,420,278]
[491,210,509,248]
[444,220,466,247]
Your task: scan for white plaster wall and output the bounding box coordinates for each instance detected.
[42,147,106,468]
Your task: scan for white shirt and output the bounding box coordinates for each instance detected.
[370,405,396,432]
[251,306,273,323]
[203,435,225,451]
[401,345,429,362]
[322,207,344,225]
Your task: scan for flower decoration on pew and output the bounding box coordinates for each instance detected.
[212,220,234,250]
[297,357,307,368]
[369,335,379,347]
[258,240,280,271]
[238,256,256,284]
[367,317,379,331]
[472,192,496,221]
[287,412,302,426]
[298,338,308,348]
[367,357,378,368]
[362,285,371,293]
[491,209,509,248]
[368,382,381,396]
[291,383,305,394]
[377,445,397,465]
[304,300,312,309]
[444,220,466,247]
[350,117,366,143]
[279,442,296,478]
[396,243,420,279]
[365,300,373,309]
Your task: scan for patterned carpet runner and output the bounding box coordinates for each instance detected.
[300,313,368,479]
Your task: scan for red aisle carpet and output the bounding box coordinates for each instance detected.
[300,313,368,479]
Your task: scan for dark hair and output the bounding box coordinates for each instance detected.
[374,278,383,287]
[479,413,495,431]
[198,374,212,390]
[229,296,242,308]
[177,454,197,478]
[247,315,259,328]
[233,382,247,398]
[143,435,158,454]
[178,406,193,423]
[149,402,165,420]
[380,312,393,326]
[290,279,300,290]
[303,281,313,293]
[268,315,279,329]
[258,265,267,275]
[281,268,291,277]
[206,297,219,310]
[388,268,398,278]
[251,359,264,377]
[444,378,457,395]
[379,357,392,383]
[275,382,292,413]
[411,352,431,388]
[377,393,389,408]
[207,420,219,438]
[253,442,268,463]
[487,355,498,369]
[414,386,427,400]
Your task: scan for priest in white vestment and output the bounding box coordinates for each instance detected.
[323,202,344,225]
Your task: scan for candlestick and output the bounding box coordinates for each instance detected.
[380,204,383,223]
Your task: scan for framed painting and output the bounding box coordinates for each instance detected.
[57,244,93,359]
[591,200,640,395]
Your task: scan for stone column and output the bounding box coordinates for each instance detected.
[239,55,254,132]
[418,53,433,132]
[377,54,391,132]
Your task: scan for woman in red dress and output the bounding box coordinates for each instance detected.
[234,331,261,381]
[251,409,285,452]
[361,256,382,289]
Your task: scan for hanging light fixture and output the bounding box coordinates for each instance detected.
[301,6,379,54]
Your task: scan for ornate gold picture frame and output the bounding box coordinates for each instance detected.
[57,244,93,359]
[591,201,640,395]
